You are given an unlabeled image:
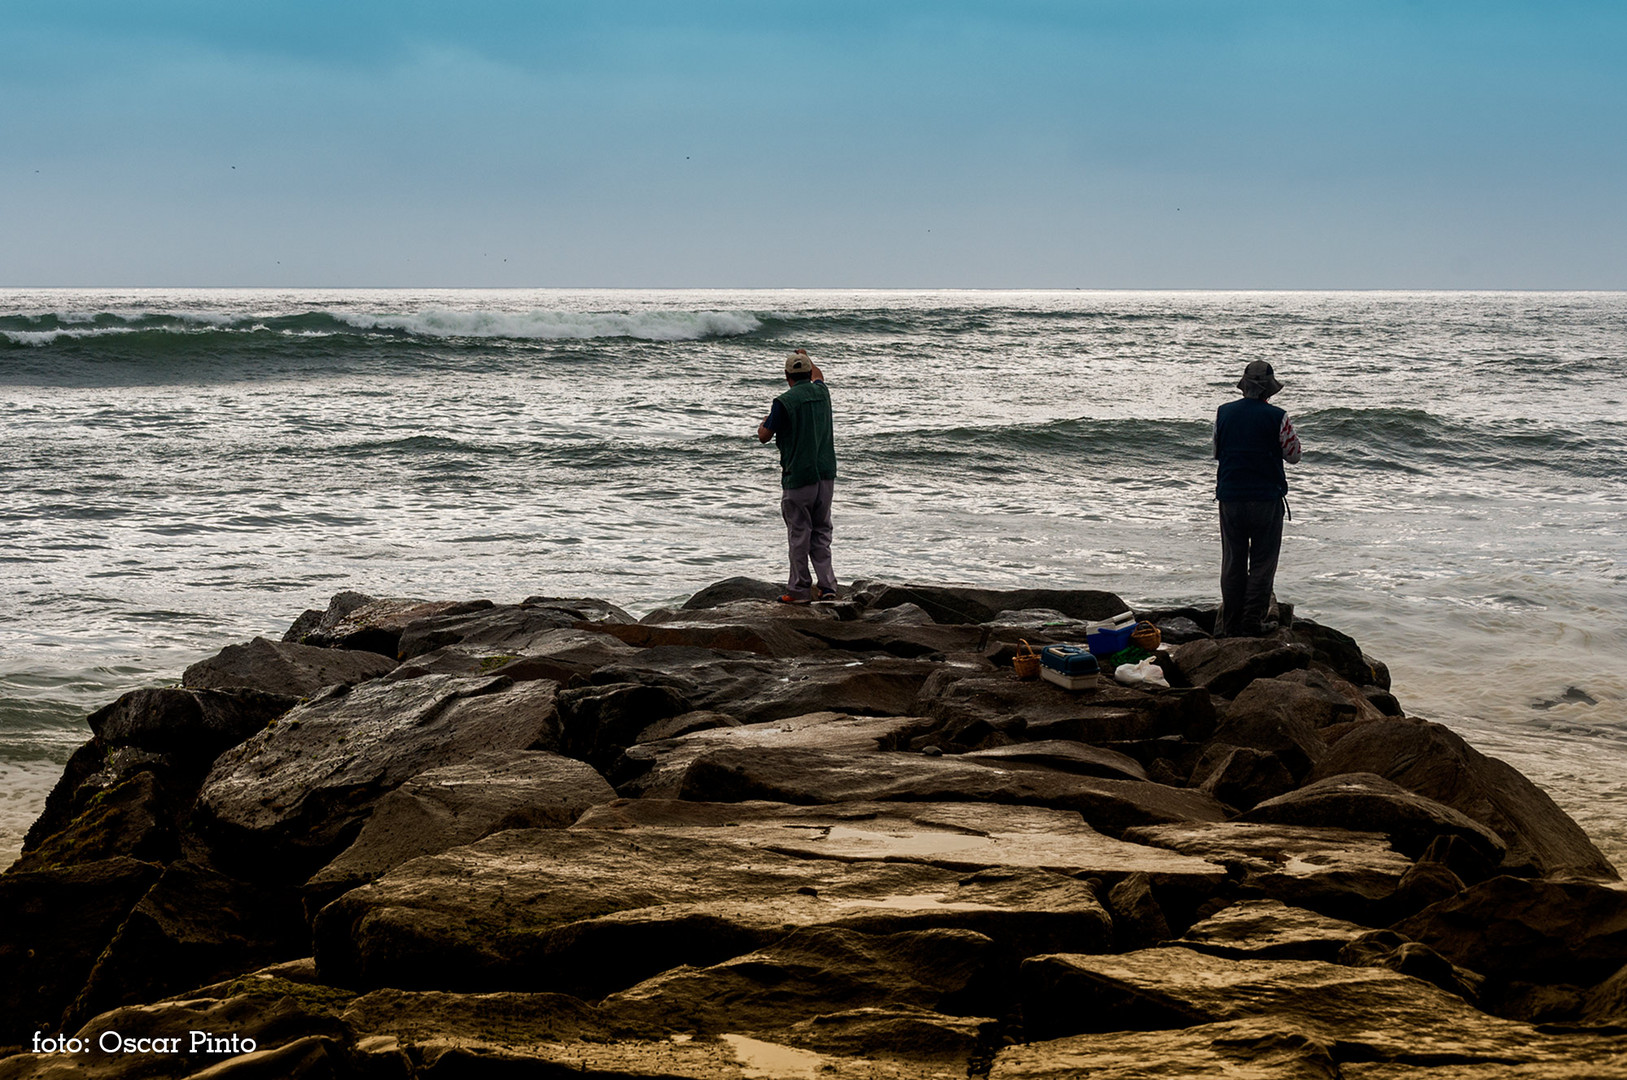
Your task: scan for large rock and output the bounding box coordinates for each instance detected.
[557,681,693,771]
[575,618,826,658]
[293,596,495,655]
[1177,898,1371,962]
[679,576,788,609]
[194,675,560,877]
[1393,875,1627,986]
[644,598,847,626]
[337,987,983,1079]
[1307,718,1618,879]
[1205,687,1330,780]
[1239,773,1507,866]
[1169,637,1312,698]
[1188,744,1297,810]
[0,985,359,1080]
[676,746,1231,838]
[1286,617,1391,690]
[181,637,397,699]
[395,598,633,660]
[0,856,162,1045]
[858,583,1128,625]
[781,612,991,660]
[590,649,942,727]
[303,749,616,915]
[614,712,947,798]
[991,1012,1627,1080]
[1336,929,1486,1005]
[313,828,1113,996]
[1009,946,1627,1077]
[88,687,294,763]
[916,668,1215,748]
[1581,962,1627,1026]
[571,799,1226,890]
[599,925,998,1038]
[1020,946,1488,1039]
[1123,821,1416,923]
[10,771,178,872]
[392,626,637,684]
[63,857,311,1032]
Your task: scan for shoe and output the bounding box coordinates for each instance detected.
[777,593,811,605]
[815,588,838,602]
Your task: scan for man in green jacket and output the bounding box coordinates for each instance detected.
[757,349,838,603]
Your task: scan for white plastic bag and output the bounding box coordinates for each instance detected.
[1114,658,1169,689]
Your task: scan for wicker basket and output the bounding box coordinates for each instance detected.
[1130,621,1163,650]
[1012,639,1041,680]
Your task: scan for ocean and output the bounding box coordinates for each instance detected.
[2,288,1623,868]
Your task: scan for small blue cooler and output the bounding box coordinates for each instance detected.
[1086,613,1137,657]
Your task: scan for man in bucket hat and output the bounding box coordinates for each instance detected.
[757,349,838,603]
[1212,360,1302,636]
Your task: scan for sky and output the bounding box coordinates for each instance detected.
[2,1,1624,288]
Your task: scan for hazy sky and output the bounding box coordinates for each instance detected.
[4,1,1624,288]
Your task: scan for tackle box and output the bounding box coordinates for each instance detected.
[1040,666,1101,691]
[1040,643,1100,676]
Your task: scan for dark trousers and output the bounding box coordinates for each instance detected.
[1218,499,1284,636]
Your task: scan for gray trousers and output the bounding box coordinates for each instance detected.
[781,479,835,594]
[1218,499,1284,636]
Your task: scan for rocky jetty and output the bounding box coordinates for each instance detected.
[3,578,1625,1079]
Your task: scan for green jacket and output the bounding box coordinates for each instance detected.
[772,380,837,490]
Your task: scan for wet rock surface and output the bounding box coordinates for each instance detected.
[2,578,1622,1079]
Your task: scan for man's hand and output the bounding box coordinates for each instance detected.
[757,422,773,443]
[811,363,823,382]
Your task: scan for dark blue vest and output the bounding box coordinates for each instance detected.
[1214,397,1288,501]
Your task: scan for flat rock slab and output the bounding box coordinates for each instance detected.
[616,711,939,798]
[304,749,617,912]
[1123,821,1414,922]
[958,740,1148,781]
[342,987,979,1079]
[600,925,996,1040]
[1177,898,1371,961]
[195,675,560,874]
[312,827,1112,997]
[181,636,398,698]
[572,799,1225,887]
[991,1014,1627,1080]
[1013,946,1627,1077]
[676,747,1230,838]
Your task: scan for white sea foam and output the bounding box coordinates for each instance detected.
[333,307,761,341]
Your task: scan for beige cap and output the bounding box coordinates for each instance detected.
[785,349,814,375]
